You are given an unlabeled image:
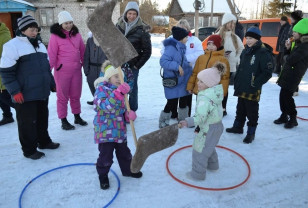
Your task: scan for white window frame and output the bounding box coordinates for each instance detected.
[208,16,219,27]
[40,9,54,27]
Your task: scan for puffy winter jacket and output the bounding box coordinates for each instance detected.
[187,49,230,96]
[277,36,308,92]
[0,36,55,102]
[160,38,192,99]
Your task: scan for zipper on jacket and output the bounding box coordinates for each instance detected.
[205,51,212,68]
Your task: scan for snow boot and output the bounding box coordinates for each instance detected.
[178,107,189,121]
[243,126,256,144]
[0,116,14,126]
[284,115,298,129]
[74,114,88,126]
[226,120,244,134]
[99,175,110,190]
[38,142,60,149]
[159,111,171,129]
[61,118,75,130]
[123,171,143,178]
[24,151,45,160]
[273,113,288,124]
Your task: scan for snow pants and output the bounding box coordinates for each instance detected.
[191,121,223,180]
[96,142,132,177]
[54,68,82,119]
[15,100,52,156]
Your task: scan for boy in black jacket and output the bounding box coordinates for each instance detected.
[275,18,308,129]
[226,27,273,144]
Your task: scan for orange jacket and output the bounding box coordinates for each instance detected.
[186,49,230,96]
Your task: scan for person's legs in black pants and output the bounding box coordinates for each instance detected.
[187,94,192,117]
[36,99,52,147]
[15,101,40,156]
[171,98,178,119]
[0,90,14,125]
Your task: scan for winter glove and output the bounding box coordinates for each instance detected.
[13,92,24,104]
[114,83,130,100]
[125,110,137,121]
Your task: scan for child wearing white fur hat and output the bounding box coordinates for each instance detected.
[179,62,226,181]
[93,60,141,190]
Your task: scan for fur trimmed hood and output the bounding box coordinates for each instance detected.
[50,23,79,38]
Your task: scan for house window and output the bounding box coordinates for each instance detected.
[40,9,54,26]
[194,16,204,28]
[208,16,219,27]
[88,8,95,16]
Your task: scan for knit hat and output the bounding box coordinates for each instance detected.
[94,60,124,87]
[197,62,226,88]
[207,34,222,48]
[124,1,140,16]
[280,16,288,22]
[291,10,303,22]
[221,13,237,25]
[245,26,261,40]
[172,26,189,41]
[293,18,308,35]
[58,11,74,25]
[17,15,38,31]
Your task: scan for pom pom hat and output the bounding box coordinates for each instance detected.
[197,62,226,88]
[94,60,124,87]
[58,11,74,25]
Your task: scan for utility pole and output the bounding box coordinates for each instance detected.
[194,0,199,38]
[210,0,214,26]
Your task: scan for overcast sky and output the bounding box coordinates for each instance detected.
[155,0,308,19]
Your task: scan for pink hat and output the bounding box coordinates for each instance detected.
[197,62,226,87]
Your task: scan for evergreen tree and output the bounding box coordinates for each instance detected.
[265,0,292,17]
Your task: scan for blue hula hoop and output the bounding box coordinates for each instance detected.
[18,163,120,208]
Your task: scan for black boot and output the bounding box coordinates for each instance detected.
[284,115,298,129]
[243,126,256,144]
[24,151,45,160]
[0,116,14,126]
[273,113,288,124]
[61,118,75,130]
[123,171,143,178]
[226,120,244,134]
[38,142,60,149]
[99,175,110,190]
[74,114,88,126]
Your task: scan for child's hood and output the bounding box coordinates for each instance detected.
[198,84,223,104]
[163,37,186,50]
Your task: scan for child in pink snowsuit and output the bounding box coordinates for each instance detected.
[48,11,87,130]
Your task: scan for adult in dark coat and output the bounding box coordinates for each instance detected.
[116,1,151,112]
[235,20,244,41]
[274,16,290,74]
[286,10,303,96]
[83,32,107,105]
[275,19,308,129]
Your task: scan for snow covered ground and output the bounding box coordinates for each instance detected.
[1,34,308,208]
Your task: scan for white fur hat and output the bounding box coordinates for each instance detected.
[221,13,237,25]
[58,11,73,25]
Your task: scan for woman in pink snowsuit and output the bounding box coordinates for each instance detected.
[48,11,87,130]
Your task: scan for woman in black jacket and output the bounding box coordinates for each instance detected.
[275,18,308,129]
[116,1,151,112]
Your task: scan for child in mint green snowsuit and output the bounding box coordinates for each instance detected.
[180,62,225,180]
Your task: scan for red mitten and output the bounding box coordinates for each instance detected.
[125,110,137,121]
[13,92,24,104]
[114,83,130,100]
